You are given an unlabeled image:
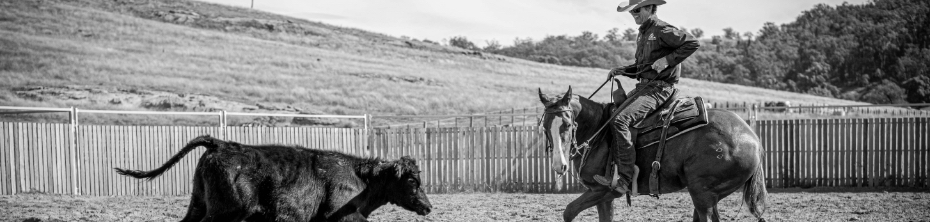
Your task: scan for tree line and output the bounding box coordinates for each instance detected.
[446,0,929,105]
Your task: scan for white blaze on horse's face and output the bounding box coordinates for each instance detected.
[538,86,574,176]
[548,114,571,175]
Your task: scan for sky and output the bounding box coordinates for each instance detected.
[200,0,870,47]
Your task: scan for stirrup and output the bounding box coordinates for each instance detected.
[593,174,613,186]
[595,165,630,194]
[593,164,619,186]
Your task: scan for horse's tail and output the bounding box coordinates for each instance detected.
[742,156,768,222]
[114,135,221,180]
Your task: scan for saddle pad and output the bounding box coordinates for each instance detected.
[635,97,708,149]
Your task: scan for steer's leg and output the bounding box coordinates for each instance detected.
[180,192,207,222]
[181,168,207,222]
[333,212,368,222]
[199,162,252,222]
[199,212,249,222]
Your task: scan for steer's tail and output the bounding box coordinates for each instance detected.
[115,135,221,180]
[742,158,768,222]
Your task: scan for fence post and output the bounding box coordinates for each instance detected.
[750,104,757,129]
[69,107,79,195]
[511,108,515,126]
[499,110,503,126]
[220,110,227,127]
[365,114,372,158]
[219,110,227,139]
[535,106,540,126]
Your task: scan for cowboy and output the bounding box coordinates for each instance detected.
[593,0,700,194]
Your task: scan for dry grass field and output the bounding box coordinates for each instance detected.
[1,192,928,221]
[0,0,875,127]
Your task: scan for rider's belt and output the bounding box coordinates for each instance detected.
[636,79,673,88]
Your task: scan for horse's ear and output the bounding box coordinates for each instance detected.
[538,88,552,105]
[557,86,572,105]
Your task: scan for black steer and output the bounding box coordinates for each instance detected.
[115,135,431,222]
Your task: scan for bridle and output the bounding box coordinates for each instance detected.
[537,77,617,186]
[540,97,610,185]
[540,103,587,181]
[542,107,578,155]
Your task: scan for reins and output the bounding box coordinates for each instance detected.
[552,76,646,184]
[540,76,618,182]
[575,77,623,160]
[587,77,613,100]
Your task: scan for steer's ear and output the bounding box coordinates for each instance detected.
[400,156,417,166]
[374,161,406,178]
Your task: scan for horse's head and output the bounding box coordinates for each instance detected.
[538,86,577,176]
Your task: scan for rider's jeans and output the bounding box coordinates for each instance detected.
[608,80,675,186]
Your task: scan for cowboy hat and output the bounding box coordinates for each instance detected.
[617,0,666,12]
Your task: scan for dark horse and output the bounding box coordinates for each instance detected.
[538,84,766,222]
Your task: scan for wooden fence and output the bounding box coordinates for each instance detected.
[0,123,366,195]
[369,127,575,193]
[755,118,929,188]
[1,117,928,196]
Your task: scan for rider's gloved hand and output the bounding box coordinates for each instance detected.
[652,58,669,72]
[609,65,639,79]
[608,67,626,79]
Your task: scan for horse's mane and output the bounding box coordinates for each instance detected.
[572,95,610,139]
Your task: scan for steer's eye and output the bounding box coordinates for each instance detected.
[407,178,417,186]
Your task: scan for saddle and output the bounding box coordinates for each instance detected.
[604,91,709,198]
[631,96,709,149]
[636,95,708,197]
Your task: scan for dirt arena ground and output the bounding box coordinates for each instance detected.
[1,191,928,221]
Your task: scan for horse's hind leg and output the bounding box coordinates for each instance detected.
[691,206,721,222]
[688,190,722,222]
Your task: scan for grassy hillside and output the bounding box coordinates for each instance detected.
[0,0,871,127]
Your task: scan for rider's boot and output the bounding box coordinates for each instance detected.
[593,120,637,195]
[595,164,639,195]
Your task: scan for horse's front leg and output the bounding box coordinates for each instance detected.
[595,198,615,222]
[563,188,620,222]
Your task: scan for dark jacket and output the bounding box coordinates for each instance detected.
[626,16,700,84]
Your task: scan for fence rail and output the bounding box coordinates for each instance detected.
[0,117,927,195]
